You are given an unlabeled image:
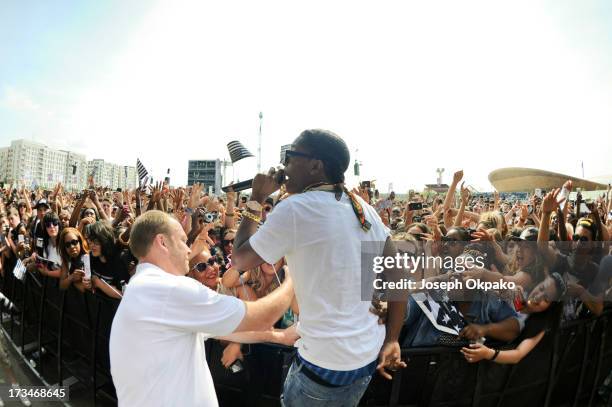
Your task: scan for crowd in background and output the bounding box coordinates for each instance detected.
[0,169,611,385]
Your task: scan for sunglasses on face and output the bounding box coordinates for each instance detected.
[263,206,272,213]
[572,235,590,242]
[283,150,318,166]
[192,257,218,272]
[45,220,59,227]
[65,239,80,248]
[223,239,234,246]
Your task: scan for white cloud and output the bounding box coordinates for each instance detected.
[1,87,41,112]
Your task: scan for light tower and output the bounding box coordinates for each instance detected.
[436,168,445,186]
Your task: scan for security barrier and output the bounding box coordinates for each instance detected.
[1,270,611,406]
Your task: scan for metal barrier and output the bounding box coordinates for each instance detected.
[0,271,610,406]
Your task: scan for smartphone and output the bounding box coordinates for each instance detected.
[361,181,371,189]
[408,202,423,211]
[579,202,591,215]
[83,254,92,279]
[557,187,569,211]
[528,205,534,215]
[229,360,244,374]
[18,234,25,244]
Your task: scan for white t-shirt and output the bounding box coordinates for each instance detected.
[45,240,62,267]
[250,191,389,371]
[109,263,245,407]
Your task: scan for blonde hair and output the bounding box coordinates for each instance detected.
[129,210,174,259]
[478,211,507,237]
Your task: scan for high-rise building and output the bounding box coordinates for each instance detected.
[0,147,9,184]
[87,159,137,190]
[187,159,231,195]
[64,152,88,192]
[3,139,67,189]
[0,139,137,191]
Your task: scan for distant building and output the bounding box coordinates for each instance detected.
[0,139,137,190]
[3,139,63,188]
[489,167,607,192]
[87,159,137,190]
[187,159,231,195]
[424,184,450,194]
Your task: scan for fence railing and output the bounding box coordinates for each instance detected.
[1,268,611,406]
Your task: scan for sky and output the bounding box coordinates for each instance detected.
[1,0,611,192]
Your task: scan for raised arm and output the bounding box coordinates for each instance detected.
[442,170,463,213]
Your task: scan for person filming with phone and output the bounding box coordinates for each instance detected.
[232,129,407,407]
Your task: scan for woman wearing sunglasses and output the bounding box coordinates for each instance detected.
[188,251,234,295]
[32,212,64,278]
[58,227,91,292]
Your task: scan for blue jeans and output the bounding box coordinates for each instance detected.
[280,360,372,407]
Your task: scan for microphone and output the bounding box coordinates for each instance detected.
[222,170,286,193]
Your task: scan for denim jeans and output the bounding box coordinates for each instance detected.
[280,360,372,407]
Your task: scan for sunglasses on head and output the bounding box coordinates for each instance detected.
[192,257,218,272]
[65,239,80,248]
[45,219,59,227]
[572,235,589,242]
[283,150,318,166]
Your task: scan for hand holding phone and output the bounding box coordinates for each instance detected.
[408,202,423,211]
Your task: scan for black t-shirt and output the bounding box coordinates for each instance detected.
[90,253,130,289]
[552,253,599,290]
[519,303,561,340]
[10,222,26,243]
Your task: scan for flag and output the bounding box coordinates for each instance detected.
[227,141,254,163]
[124,166,128,178]
[72,164,77,175]
[13,258,26,281]
[136,159,149,183]
[412,292,467,335]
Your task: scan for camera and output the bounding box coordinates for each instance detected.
[203,211,218,223]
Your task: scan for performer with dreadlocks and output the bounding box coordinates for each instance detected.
[232,129,407,406]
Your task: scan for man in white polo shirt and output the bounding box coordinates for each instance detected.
[232,129,407,406]
[110,210,294,406]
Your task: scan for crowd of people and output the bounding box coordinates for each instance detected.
[0,160,611,403]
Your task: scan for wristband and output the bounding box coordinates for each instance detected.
[490,349,500,361]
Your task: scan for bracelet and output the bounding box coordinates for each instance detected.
[118,234,129,245]
[241,210,261,224]
[490,349,500,361]
[226,212,235,217]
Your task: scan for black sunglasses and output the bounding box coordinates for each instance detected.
[192,257,218,272]
[223,239,234,246]
[572,235,589,242]
[45,220,59,227]
[283,150,318,166]
[65,239,80,247]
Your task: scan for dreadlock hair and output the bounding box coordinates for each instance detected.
[294,129,350,184]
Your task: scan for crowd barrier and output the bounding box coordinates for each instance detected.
[0,267,611,406]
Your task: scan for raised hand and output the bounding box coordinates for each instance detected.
[460,182,471,206]
[188,183,203,209]
[452,170,464,185]
[542,188,562,213]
